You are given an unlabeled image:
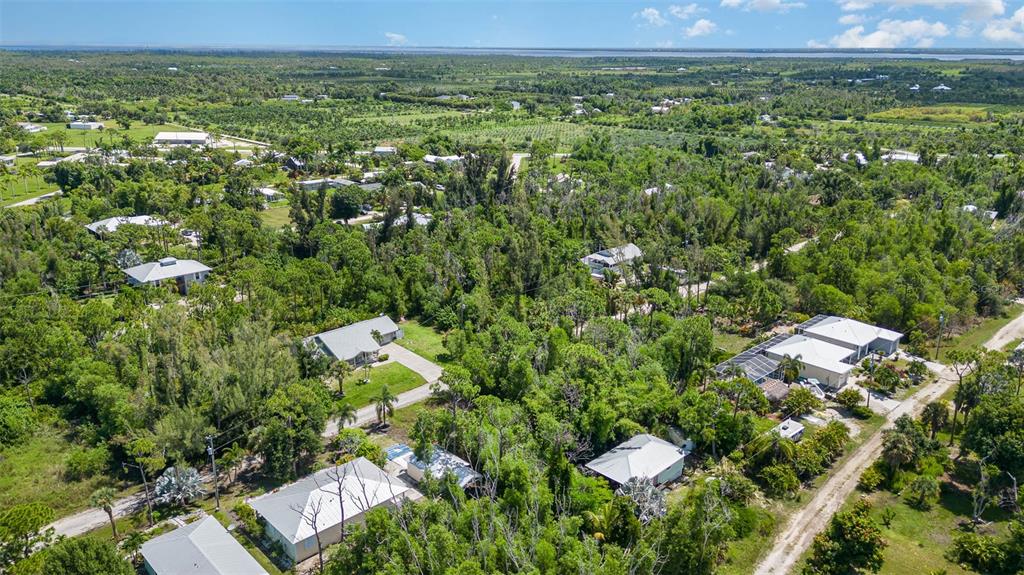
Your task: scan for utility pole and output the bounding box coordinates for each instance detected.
[934,312,946,360]
[206,435,220,511]
[123,462,154,526]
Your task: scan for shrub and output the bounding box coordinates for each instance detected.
[0,395,35,448]
[947,531,1005,573]
[835,388,863,411]
[64,445,111,480]
[232,502,263,539]
[759,464,800,499]
[858,465,884,492]
[852,405,874,419]
[377,353,389,362]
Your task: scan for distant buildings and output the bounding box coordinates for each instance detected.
[17,122,47,133]
[581,243,643,279]
[86,215,167,236]
[122,257,211,294]
[247,457,419,564]
[306,316,403,366]
[423,154,462,166]
[153,132,211,146]
[281,94,300,101]
[881,150,920,164]
[585,434,688,487]
[933,84,952,91]
[141,515,267,575]
[373,146,397,156]
[68,121,104,130]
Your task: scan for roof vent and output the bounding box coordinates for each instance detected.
[158,257,177,267]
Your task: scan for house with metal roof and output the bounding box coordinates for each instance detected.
[247,457,418,564]
[386,444,481,489]
[122,257,211,294]
[141,514,267,575]
[797,315,903,360]
[153,132,211,146]
[86,215,167,236]
[585,434,687,487]
[581,243,643,279]
[68,120,104,130]
[764,334,857,390]
[307,316,402,367]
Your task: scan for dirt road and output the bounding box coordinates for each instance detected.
[753,307,1024,575]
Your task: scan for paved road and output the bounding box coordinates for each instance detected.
[753,306,1024,575]
[322,342,443,436]
[4,190,62,208]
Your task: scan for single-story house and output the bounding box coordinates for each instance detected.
[423,154,461,166]
[0,155,15,167]
[797,315,903,360]
[141,514,268,575]
[585,434,688,487]
[122,257,211,294]
[386,444,482,489]
[764,334,857,390]
[881,150,920,164]
[297,178,335,191]
[306,315,403,366]
[153,132,211,146]
[773,418,805,442]
[581,243,643,279]
[373,146,397,155]
[68,121,104,130]
[281,94,300,101]
[247,457,418,565]
[233,158,253,167]
[362,213,431,230]
[256,187,284,203]
[86,215,167,236]
[17,122,47,133]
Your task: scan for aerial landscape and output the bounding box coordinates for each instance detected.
[4,1,1024,574]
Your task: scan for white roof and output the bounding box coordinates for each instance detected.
[141,515,268,575]
[374,146,397,154]
[803,316,903,347]
[154,131,210,142]
[86,215,166,234]
[248,457,413,544]
[257,187,281,198]
[581,243,643,269]
[585,434,686,485]
[122,257,211,284]
[773,418,805,441]
[423,154,461,164]
[309,316,400,363]
[766,335,856,376]
[233,158,253,167]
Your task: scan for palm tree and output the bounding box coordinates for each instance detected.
[336,401,358,428]
[219,442,249,483]
[904,474,941,509]
[920,401,949,440]
[375,385,397,426]
[120,531,147,564]
[779,354,804,383]
[582,501,619,542]
[747,431,798,466]
[330,360,352,396]
[90,487,120,541]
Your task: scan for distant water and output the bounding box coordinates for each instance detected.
[4,45,1024,61]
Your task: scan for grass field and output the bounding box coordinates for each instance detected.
[397,320,449,364]
[0,426,132,517]
[33,121,182,148]
[938,303,1024,362]
[343,362,426,408]
[259,204,292,228]
[715,330,755,356]
[868,104,1021,126]
[1,173,57,207]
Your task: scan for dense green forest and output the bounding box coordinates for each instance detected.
[1,51,1024,575]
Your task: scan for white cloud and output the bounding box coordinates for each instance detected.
[839,14,866,24]
[657,40,676,48]
[722,0,805,11]
[806,39,829,47]
[983,6,1024,44]
[384,32,407,46]
[685,18,719,37]
[835,0,1004,21]
[829,18,949,48]
[635,7,669,26]
[669,3,702,19]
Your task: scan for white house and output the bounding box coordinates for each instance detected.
[256,187,284,203]
[306,316,403,366]
[0,155,15,167]
[386,444,482,489]
[153,132,211,146]
[141,514,267,575]
[281,94,300,101]
[373,146,397,156]
[86,215,167,236]
[122,257,211,294]
[423,154,462,166]
[585,434,687,487]
[773,419,805,442]
[17,122,47,133]
[764,334,857,390]
[247,457,418,565]
[882,150,920,164]
[581,243,643,279]
[933,84,952,91]
[68,121,104,130]
[797,315,903,360]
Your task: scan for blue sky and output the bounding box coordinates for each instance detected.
[3,0,1024,49]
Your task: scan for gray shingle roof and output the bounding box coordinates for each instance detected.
[309,316,399,363]
[141,515,268,575]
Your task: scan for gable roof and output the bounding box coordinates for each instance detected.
[309,316,399,363]
[585,434,686,485]
[86,215,166,234]
[122,257,211,284]
[248,457,412,544]
[765,335,856,375]
[583,243,643,267]
[802,315,903,347]
[141,515,268,575]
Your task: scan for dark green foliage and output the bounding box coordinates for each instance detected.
[41,537,132,575]
[803,500,886,575]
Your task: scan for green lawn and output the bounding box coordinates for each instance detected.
[715,330,755,357]
[1,171,59,207]
[259,204,292,228]
[0,426,133,517]
[938,303,1024,362]
[34,121,182,148]
[342,362,426,409]
[396,320,449,364]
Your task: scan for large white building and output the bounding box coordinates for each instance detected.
[796,315,903,361]
[247,457,419,564]
[153,131,211,146]
[85,215,167,236]
[581,243,643,279]
[764,335,857,389]
[68,121,104,130]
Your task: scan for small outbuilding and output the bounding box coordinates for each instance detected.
[585,434,687,487]
[773,418,805,442]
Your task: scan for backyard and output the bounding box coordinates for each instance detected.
[342,362,426,409]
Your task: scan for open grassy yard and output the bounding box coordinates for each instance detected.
[259,203,292,228]
[0,425,132,517]
[938,303,1024,362]
[397,319,449,364]
[35,121,182,148]
[1,172,57,207]
[343,362,426,408]
[715,330,755,357]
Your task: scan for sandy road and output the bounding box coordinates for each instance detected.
[753,306,1024,575]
